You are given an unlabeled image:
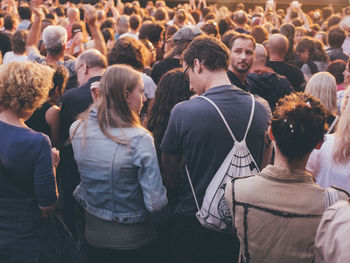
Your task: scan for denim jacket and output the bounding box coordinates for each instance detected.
[70,108,167,224]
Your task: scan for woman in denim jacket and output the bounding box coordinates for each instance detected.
[70,65,167,263]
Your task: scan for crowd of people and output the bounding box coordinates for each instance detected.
[0,0,350,262]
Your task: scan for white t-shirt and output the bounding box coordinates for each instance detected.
[119,32,139,40]
[3,52,28,64]
[307,134,350,192]
[141,73,157,100]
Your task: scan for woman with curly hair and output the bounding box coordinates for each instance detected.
[225,92,349,263]
[0,62,71,261]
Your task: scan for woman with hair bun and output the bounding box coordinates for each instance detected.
[70,64,167,263]
[225,92,349,263]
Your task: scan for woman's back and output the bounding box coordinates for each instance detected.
[71,108,166,223]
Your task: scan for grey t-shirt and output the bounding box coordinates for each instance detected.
[160,85,271,215]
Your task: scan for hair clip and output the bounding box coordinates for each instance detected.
[289,124,294,134]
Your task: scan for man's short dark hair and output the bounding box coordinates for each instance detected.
[182,35,230,72]
[18,6,31,20]
[328,26,346,48]
[233,10,247,25]
[4,15,16,31]
[12,30,27,54]
[129,14,141,31]
[229,33,256,50]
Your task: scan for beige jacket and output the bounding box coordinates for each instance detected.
[225,165,349,263]
[314,200,350,263]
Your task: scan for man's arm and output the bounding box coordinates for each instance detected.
[161,152,183,188]
[83,5,107,56]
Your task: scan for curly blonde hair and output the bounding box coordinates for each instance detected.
[0,62,54,118]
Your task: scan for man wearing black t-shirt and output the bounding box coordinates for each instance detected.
[161,35,271,263]
[266,34,306,91]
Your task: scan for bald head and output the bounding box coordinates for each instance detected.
[254,44,267,67]
[267,34,289,59]
[77,49,108,69]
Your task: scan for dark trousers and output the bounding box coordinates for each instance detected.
[167,215,240,263]
[87,242,158,263]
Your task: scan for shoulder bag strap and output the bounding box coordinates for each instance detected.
[324,187,339,208]
[327,116,338,135]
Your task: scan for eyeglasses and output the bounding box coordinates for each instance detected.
[183,64,191,81]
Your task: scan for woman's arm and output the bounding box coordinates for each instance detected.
[34,136,59,218]
[45,105,61,147]
[135,132,167,212]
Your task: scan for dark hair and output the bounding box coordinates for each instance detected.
[145,22,165,44]
[48,64,69,101]
[229,33,256,50]
[271,92,326,161]
[154,7,167,21]
[327,26,346,48]
[251,25,268,44]
[221,30,238,48]
[11,30,27,54]
[292,18,302,27]
[147,68,192,159]
[129,14,141,31]
[327,15,341,29]
[54,7,65,17]
[182,35,230,71]
[200,20,219,38]
[100,18,115,31]
[218,17,234,36]
[322,7,332,20]
[4,15,16,31]
[102,28,115,43]
[108,36,146,71]
[18,6,31,20]
[327,59,346,84]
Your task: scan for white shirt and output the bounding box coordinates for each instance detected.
[141,73,157,99]
[3,52,28,64]
[307,134,350,192]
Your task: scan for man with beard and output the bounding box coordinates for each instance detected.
[227,34,255,91]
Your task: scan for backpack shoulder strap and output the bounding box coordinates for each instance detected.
[199,95,237,142]
[199,94,255,143]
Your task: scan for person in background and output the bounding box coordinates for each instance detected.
[26,64,69,147]
[326,26,349,63]
[70,64,167,263]
[296,37,329,80]
[307,86,350,193]
[3,29,27,64]
[305,72,338,133]
[0,62,61,261]
[326,59,347,91]
[225,92,349,263]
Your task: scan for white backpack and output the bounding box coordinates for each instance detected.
[185,93,260,232]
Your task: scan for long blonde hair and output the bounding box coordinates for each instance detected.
[72,65,142,144]
[305,72,338,116]
[333,87,350,163]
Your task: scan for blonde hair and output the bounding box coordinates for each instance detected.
[73,65,142,144]
[0,62,54,118]
[305,72,337,116]
[333,87,350,163]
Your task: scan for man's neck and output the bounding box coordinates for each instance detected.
[228,66,247,84]
[46,54,63,64]
[268,54,284,62]
[204,70,231,92]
